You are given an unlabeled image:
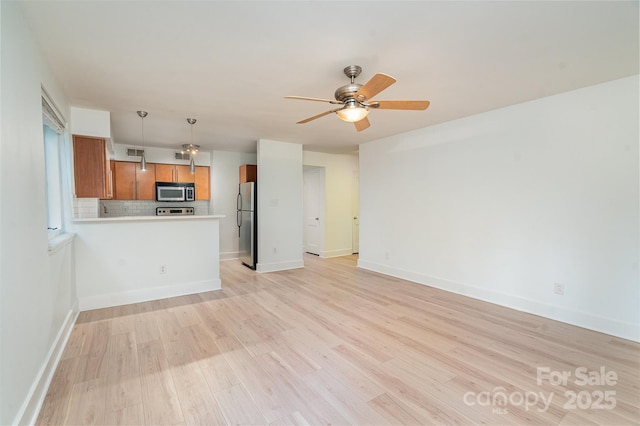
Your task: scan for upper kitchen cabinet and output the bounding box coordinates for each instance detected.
[155,163,175,182]
[71,107,114,199]
[195,166,210,200]
[73,135,112,199]
[155,163,209,199]
[112,161,156,200]
[155,164,195,183]
[177,165,195,183]
[137,164,157,200]
[239,164,257,183]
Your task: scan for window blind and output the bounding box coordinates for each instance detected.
[41,88,66,134]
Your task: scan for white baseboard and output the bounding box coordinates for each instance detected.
[320,248,354,258]
[15,301,79,426]
[79,279,222,311]
[257,259,304,273]
[220,251,241,260]
[357,259,640,343]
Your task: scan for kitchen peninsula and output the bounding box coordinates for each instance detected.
[67,109,225,311]
[70,214,224,311]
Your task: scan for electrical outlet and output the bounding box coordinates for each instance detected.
[554,283,564,295]
[385,251,390,260]
[160,264,167,274]
[273,247,277,254]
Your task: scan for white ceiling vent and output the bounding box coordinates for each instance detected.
[175,152,191,160]
[127,148,144,157]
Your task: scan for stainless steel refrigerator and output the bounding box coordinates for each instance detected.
[237,182,257,269]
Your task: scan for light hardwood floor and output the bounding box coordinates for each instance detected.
[37,254,639,425]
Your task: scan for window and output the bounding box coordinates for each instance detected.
[42,90,66,239]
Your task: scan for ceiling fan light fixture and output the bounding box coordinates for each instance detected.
[336,100,369,123]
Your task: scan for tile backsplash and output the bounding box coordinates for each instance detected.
[74,198,100,218]
[99,200,210,217]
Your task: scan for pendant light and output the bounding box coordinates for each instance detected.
[137,110,148,171]
[182,118,199,174]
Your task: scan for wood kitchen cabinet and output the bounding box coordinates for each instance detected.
[155,163,210,199]
[155,164,176,182]
[194,166,210,200]
[239,164,257,183]
[155,164,195,183]
[112,161,156,200]
[177,165,195,183]
[73,135,112,198]
[137,164,156,200]
[118,161,209,200]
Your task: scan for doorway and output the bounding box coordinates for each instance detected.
[352,170,359,254]
[303,166,325,255]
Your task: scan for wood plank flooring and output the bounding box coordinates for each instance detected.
[37,254,640,425]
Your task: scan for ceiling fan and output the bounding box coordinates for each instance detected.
[285,65,430,132]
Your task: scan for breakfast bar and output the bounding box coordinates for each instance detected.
[71,215,224,310]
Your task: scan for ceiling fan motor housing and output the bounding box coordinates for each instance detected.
[334,83,363,102]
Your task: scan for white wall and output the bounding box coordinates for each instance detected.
[112,143,212,166]
[1,3,78,424]
[70,107,111,139]
[257,139,304,272]
[69,218,221,310]
[211,150,257,259]
[303,151,359,257]
[359,75,639,341]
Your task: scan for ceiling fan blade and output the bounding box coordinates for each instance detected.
[368,100,430,110]
[296,107,342,124]
[354,117,370,132]
[354,73,396,101]
[285,96,341,104]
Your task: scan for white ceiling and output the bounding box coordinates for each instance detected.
[20,1,639,154]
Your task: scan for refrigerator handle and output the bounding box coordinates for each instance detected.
[236,192,242,237]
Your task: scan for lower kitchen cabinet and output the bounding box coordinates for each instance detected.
[113,161,156,200]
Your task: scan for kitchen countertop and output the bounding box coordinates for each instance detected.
[74,214,225,223]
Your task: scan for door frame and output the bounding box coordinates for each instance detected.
[303,166,325,256]
[352,170,359,254]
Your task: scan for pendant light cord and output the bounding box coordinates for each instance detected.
[137,110,148,171]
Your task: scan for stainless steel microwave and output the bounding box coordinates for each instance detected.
[156,182,195,202]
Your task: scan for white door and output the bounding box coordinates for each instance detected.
[304,167,324,255]
[352,171,359,254]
